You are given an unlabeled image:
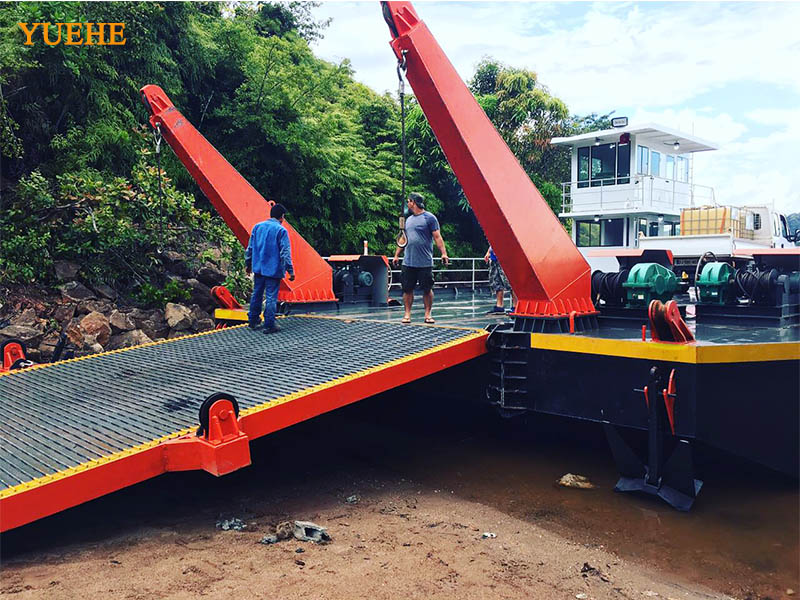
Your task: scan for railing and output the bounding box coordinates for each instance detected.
[388,257,490,291]
[560,175,716,214]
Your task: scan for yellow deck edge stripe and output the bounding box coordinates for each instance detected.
[0,328,487,499]
[530,333,799,364]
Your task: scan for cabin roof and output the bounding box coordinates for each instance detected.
[551,122,718,154]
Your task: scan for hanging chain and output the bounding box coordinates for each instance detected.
[396,50,408,249]
[152,123,165,254]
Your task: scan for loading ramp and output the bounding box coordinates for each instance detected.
[0,315,487,531]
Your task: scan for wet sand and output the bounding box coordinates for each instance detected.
[1,374,797,599]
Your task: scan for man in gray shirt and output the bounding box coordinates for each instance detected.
[392,192,450,324]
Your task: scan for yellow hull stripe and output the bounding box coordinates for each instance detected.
[530,333,800,364]
[0,322,486,499]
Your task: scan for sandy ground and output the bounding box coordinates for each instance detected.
[1,475,735,600]
[1,381,795,600]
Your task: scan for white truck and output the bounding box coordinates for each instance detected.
[637,205,797,276]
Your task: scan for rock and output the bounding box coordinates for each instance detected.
[77,299,113,316]
[162,251,191,278]
[186,279,215,312]
[106,330,153,351]
[0,325,44,347]
[295,547,305,554]
[345,495,359,504]
[197,265,226,288]
[276,521,294,541]
[293,521,331,543]
[37,332,62,358]
[216,518,246,531]
[787,589,796,596]
[165,303,192,330]
[138,319,170,342]
[54,261,80,281]
[65,322,84,347]
[9,308,38,327]
[195,318,215,332]
[60,282,95,302]
[109,310,135,333]
[259,535,279,545]
[557,473,595,490]
[89,342,104,354]
[481,532,497,539]
[54,303,77,325]
[93,283,117,301]
[79,311,112,347]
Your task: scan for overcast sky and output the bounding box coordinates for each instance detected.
[310,1,800,215]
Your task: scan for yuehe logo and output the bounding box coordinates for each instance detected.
[18,22,126,46]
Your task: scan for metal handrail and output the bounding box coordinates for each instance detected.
[388,256,490,290]
[561,175,716,214]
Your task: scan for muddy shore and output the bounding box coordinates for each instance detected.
[1,382,797,599]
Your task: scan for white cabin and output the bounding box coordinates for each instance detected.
[551,122,718,270]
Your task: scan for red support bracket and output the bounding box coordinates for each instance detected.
[648,300,695,343]
[662,369,677,435]
[0,339,32,373]
[163,394,251,477]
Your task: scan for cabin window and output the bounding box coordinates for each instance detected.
[637,145,649,175]
[649,221,660,237]
[576,219,624,247]
[577,147,589,188]
[577,221,600,246]
[651,151,661,177]
[617,143,631,184]
[590,143,616,187]
[663,221,680,236]
[603,218,624,246]
[666,155,675,180]
[677,156,689,182]
[638,218,648,238]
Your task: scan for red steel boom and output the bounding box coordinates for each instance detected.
[140,85,336,304]
[382,2,596,321]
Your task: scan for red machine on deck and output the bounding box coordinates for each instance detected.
[140,85,337,306]
[381,2,597,331]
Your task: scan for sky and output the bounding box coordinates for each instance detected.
[310,1,800,215]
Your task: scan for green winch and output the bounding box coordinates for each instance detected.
[696,261,737,305]
[622,263,678,307]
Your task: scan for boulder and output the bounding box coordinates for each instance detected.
[197,265,226,288]
[60,281,95,302]
[77,299,113,316]
[195,318,215,332]
[0,325,44,347]
[93,283,118,301]
[37,332,62,360]
[54,261,80,281]
[161,251,191,278]
[54,303,77,325]
[9,308,38,327]
[106,330,153,351]
[138,318,170,342]
[186,278,215,312]
[109,310,136,333]
[79,311,112,347]
[165,303,193,331]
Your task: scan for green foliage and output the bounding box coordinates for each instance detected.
[1,4,603,301]
[134,279,191,306]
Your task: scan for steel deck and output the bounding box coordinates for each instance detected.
[0,315,487,530]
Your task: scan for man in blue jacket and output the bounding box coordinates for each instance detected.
[245,203,295,333]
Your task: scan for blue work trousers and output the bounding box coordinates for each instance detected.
[249,274,281,329]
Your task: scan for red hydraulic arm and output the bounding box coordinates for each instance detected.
[382,2,596,322]
[139,85,336,304]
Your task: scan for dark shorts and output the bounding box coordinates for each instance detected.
[401,266,434,293]
[488,260,510,293]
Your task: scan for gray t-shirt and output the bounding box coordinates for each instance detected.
[403,211,440,268]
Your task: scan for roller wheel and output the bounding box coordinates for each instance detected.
[197,392,239,437]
